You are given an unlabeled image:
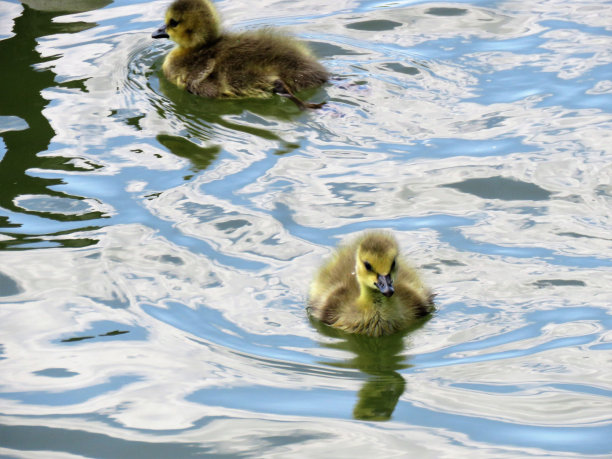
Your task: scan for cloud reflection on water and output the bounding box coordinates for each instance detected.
[0,0,611,456]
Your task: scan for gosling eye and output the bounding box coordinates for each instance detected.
[390,259,396,271]
[363,261,373,272]
[168,18,179,28]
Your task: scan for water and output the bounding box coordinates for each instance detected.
[1,0,611,456]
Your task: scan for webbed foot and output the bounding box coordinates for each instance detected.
[273,80,325,110]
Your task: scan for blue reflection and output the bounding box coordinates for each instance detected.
[0,375,141,406]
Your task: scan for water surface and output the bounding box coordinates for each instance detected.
[1,0,611,456]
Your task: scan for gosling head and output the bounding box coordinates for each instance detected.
[152,0,221,49]
[355,233,399,298]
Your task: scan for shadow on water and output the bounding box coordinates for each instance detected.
[0,270,22,296]
[0,2,111,250]
[0,423,210,459]
[310,316,431,421]
[156,134,222,173]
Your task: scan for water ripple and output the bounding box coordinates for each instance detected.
[1,0,611,456]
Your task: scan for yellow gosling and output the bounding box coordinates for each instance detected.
[308,231,435,337]
[152,0,328,109]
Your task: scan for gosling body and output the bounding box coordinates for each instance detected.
[308,232,434,337]
[152,0,328,108]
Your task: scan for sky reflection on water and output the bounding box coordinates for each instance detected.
[0,0,611,456]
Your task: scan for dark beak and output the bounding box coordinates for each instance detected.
[152,24,169,39]
[376,274,394,297]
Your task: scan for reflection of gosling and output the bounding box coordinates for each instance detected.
[308,232,434,337]
[152,0,328,109]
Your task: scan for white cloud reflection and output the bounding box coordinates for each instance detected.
[1,0,611,455]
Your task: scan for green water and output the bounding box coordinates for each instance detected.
[1,0,611,456]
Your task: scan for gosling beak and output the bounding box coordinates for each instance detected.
[376,274,394,298]
[152,24,169,39]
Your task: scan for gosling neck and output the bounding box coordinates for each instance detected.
[176,33,222,52]
[356,281,390,312]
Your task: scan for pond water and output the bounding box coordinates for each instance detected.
[1,0,611,456]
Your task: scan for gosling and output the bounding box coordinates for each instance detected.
[308,232,434,337]
[152,0,329,109]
